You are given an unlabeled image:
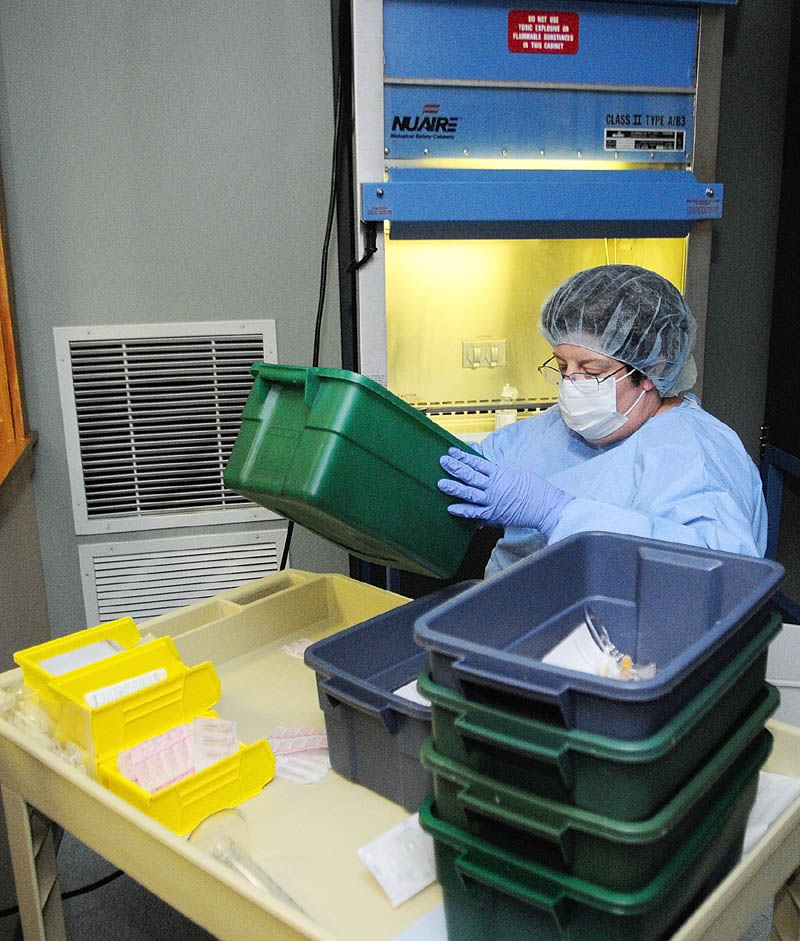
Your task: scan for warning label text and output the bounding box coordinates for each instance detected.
[508,10,579,54]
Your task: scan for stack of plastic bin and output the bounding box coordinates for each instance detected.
[413,532,785,941]
[14,619,275,836]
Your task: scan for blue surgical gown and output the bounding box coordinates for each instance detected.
[477,397,767,575]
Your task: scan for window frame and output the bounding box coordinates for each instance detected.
[0,172,31,488]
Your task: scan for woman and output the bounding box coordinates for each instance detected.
[438,264,767,574]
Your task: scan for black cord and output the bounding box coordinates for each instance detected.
[62,867,124,899]
[312,69,344,370]
[279,519,294,570]
[282,60,345,572]
[0,868,125,918]
[346,221,379,272]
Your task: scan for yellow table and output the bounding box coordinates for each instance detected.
[1,570,799,941]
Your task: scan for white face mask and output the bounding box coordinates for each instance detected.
[558,370,645,441]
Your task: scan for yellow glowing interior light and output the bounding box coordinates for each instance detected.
[385,235,688,416]
[385,158,684,174]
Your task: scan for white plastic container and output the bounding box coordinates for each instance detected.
[767,622,800,726]
[494,383,518,429]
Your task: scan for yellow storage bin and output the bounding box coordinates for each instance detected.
[43,637,217,765]
[92,669,275,836]
[99,736,275,836]
[14,616,142,702]
[15,627,275,835]
[83,649,274,834]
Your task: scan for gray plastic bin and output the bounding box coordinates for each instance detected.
[304,582,476,810]
[414,532,784,739]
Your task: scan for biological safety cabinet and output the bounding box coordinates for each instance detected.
[334,0,737,441]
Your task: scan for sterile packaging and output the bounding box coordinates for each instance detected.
[358,813,436,908]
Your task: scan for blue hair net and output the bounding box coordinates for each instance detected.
[538,265,697,396]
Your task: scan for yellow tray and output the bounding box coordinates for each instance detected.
[14,616,142,701]
[99,737,275,836]
[15,626,277,835]
[139,568,409,667]
[44,638,218,763]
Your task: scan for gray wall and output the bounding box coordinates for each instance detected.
[0,465,51,916]
[0,465,50,671]
[0,0,349,639]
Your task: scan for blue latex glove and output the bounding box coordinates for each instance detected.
[438,447,573,538]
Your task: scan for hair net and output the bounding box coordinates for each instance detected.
[537,265,697,396]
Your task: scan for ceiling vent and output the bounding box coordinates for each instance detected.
[54,321,278,535]
[78,529,285,627]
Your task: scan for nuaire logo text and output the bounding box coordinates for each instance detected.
[390,103,459,135]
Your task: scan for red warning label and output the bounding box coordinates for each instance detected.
[508,10,579,54]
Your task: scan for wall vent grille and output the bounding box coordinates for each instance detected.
[78,530,285,626]
[55,322,278,534]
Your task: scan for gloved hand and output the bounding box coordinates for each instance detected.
[438,447,573,538]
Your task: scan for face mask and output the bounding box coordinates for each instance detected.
[558,370,645,441]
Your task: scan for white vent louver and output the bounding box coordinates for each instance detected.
[79,530,285,626]
[55,322,278,534]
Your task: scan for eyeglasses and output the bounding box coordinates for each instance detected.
[538,355,631,393]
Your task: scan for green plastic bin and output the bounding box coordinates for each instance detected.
[418,730,770,941]
[417,610,780,820]
[223,363,479,578]
[420,683,777,891]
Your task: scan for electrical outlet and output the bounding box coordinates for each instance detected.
[462,339,507,368]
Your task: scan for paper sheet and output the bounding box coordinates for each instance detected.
[358,813,436,908]
[392,679,431,708]
[541,623,608,675]
[743,770,800,854]
[393,903,447,941]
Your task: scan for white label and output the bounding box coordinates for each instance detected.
[84,668,167,707]
[39,639,125,676]
[192,717,239,771]
[604,128,686,152]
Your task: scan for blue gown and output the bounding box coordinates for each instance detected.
[477,397,767,575]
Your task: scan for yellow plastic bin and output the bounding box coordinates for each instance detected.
[15,629,275,835]
[14,616,142,703]
[42,638,217,765]
[94,678,275,836]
